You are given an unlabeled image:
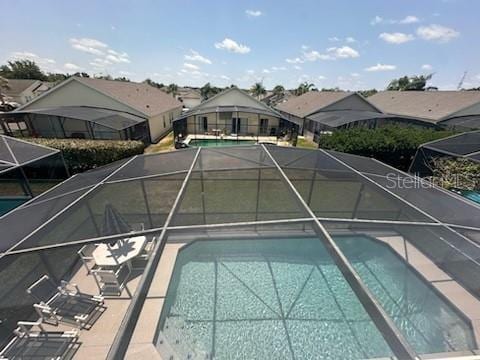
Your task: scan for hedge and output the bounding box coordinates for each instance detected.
[24,138,145,174]
[429,157,480,191]
[318,126,456,170]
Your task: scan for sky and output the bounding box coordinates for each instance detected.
[2,0,480,90]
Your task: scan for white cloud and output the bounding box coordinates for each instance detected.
[303,50,333,61]
[399,15,420,24]
[351,72,360,77]
[105,49,130,63]
[416,24,459,42]
[364,63,397,72]
[328,37,340,42]
[220,75,230,80]
[286,57,304,64]
[89,58,112,68]
[379,32,415,44]
[421,64,433,70]
[318,75,326,80]
[370,16,383,25]
[326,46,359,58]
[69,38,107,55]
[271,66,286,71]
[346,37,356,43]
[262,69,271,74]
[118,70,133,76]
[184,50,212,64]
[183,63,200,71]
[214,38,251,54]
[293,65,302,70]
[372,15,420,25]
[245,9,262,17]
[11,51,56,66]
[64,63,81,71]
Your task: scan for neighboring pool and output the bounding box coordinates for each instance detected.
[156,236,475,359]
[188,139,257,147]
[0,198,28,216]
[459,190,480,205]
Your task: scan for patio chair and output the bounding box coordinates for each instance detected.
[92,262,132,297]
[26,275,104,329]
[78,243,99,274]
[0,319,78,359]
[131,236,156,270]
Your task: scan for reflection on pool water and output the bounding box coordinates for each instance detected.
[156,236,475,359]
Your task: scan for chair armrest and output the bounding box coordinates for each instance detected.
[93,295,104,304]
[33,303,54,314]
[60,280,81,295]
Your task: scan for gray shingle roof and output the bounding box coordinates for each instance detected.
[74,77,182,117]
[275,91,353,118]
[369,91,480,121]
[3,79,40,96]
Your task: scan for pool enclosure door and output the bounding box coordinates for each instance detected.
[231,117,245,135]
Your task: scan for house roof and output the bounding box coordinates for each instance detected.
[3,79,40,96]
[275,91,353,118]
[17,77,182,117]
[74,77,182,117]
[369,91,480,122]
[176,87,284,120]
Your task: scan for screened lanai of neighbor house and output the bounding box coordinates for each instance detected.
[2,106,150,143]
[0,135,68,215]
[410,130,480,176]
[173,87,299,148]
[0,145,480,360]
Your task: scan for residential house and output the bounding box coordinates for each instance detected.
[2,79,52,106]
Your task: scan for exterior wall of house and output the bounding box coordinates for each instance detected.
[20,80,146,117]
[205,90,269,109]
[181,97,202,109]
[8,82,41,105]
[149,107,183,142]
[185,112,280,136]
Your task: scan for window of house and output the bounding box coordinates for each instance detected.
[202,117,208,131]
[260,118,268,134]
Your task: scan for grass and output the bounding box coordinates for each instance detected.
[144,132,175,154]
[296,136,318,149]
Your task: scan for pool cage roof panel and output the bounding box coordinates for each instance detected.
[2,144,480,360]
[0,135,59,173]
[420,130,480,163]
[306,110,397,128]
[12,106,147,130]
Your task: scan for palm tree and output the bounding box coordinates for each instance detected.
[166,83,179,97]
[0,76,9,106]
[272,85,285,97]
[295,82,316,96]
[250,82,266,99]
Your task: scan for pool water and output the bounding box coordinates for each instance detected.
[188,139,257,147]
[460,190,480,205]
[156,236,475,359]
[0,198,28,216]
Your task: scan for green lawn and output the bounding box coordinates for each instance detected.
[296,136,318,149]
[145,132,175,154]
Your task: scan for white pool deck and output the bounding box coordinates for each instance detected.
[34,234,480,360]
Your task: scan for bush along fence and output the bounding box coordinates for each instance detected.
[24,138,145,174]
[318,126,456,171]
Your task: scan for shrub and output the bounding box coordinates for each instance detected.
[318,126,456,170]
[428,157,480,190]
[23,138,145,174]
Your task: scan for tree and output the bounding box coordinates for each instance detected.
[113,77,130,82]
[272,85,285,96]
[166,83,179,97]
[94,74,113,80]
[320,87,340,92]
[0,76,9,105]
[200,82,222,100]
[0,60,47,80]
[144,78,164,89]
[358,89,377,97]
[386,74,433,91]
[250,82,266,98]
[295,82,317,96]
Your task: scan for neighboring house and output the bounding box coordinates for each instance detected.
[173,87,298,147]
[2,79,52,105]
[8,77,183,142]
[177,88,202,109]
[262,90,296,107]
[369,91,480,131]
[276,91,435,144]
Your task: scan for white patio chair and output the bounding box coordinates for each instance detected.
[26,275,104,329]
[92,262,132,297]
[78,243,99,274]
[131,236,156,270]
[0,319,78,359]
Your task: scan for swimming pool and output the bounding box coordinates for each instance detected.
[459,190,480,205]
[156,236,475,359]
[188,139,257,147]
[0,198,28,216]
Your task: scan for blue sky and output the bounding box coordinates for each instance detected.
[2,0,479,90]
